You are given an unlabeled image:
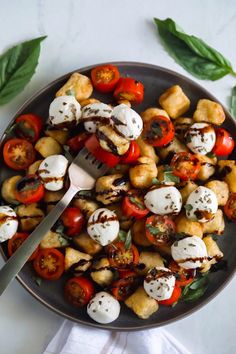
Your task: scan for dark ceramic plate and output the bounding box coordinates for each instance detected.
[0,62,235,330]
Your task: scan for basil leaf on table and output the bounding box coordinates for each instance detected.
[0,36,46,105]
[154,18,235,81]
[231,86,236,119]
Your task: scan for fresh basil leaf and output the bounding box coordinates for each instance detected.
[163,165,172,172]
[152,177,160,185]
[0,36,46,105]
[154,18,235,80]
[164,171,180,183]
[182,284,208,302]
[184,204,193,211]
[175,232,188,240]
[206,152,216,158]
[33,276,42,287]
[211,234,218,241]
[231,86,236,119]
[118,230,127,242]
[58,235,69,247]
[146,224,160,236]
[16,121,35,138]
[129,196,145,210]
[181,274,209,302]
[124,229,132,250]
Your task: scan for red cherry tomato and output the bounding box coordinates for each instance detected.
[169,260,195,287]
[122,191,149,219]
[170,152,201,181]
[145,215,176,246]
[224,193,236,222]
[15,114,43,142]
[212,128,235,156]
[3,138,36,170]
[85,134,120,167]
[159,285,182,306]
[111,271,139,301]
[14,174,44,204]
[91,64,120,93]
[64,276,94,307]
[66,132,89,152]
[120,141,140,164]
[114,77,144,104]
[8,232,39,261]
[33,248,64,280]
[61,207,85,236]
[143,116,175,147]
[107,242,139,270]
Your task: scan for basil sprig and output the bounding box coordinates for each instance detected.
[0,36,46,105]
[181,273,209,302]
[231,86,236,119]
[118,229,132,250]
[154,18,235,81]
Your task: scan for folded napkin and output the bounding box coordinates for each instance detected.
[43,320,190,354]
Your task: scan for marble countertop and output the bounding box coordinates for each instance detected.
[0,0,236,353]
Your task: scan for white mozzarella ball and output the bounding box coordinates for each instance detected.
[49,96,81,128]
[87,291,120,324]
[38,155,68,191]
[87,208,119,246]
[185,186,218,223]
[112,104,143,140]
[0,206,18,242]
[171,235,208,269]
[185,123,216,155]
[81,103,113,133]
[144,186,182,215]
[143,267,176,301]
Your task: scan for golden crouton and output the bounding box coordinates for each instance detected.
[56,72,93,101]
[193,99,225,125]
[159,85,190,119]
[202,209,225,235]
[125,286,159,319]
[205,180,229,206]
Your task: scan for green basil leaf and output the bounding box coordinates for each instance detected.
[154,18,234,80]
[164,171,180,183]
[0,36,46,105]
[33,276,42,287]
[206,152,216,158]
[181,273,209,302]
[58,235,69,247]
[124,229,132,250]
[118,230,127,242]
[152,178,160,185]
[146,224,160,236]
[184,204,193,211]
[230,86,236,119]
[129,196,145,210]
[182,284,208,302]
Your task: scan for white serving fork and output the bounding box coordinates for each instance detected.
[0,147,108,295]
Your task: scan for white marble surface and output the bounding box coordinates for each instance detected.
[0,0,236,353]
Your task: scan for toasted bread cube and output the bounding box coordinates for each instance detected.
[158,137,188,160]
[73,232,102,255]
[79,98,100,108]
[193,99,225,125]
[176,213,203,238]
[40,230,68,248]
[201,236,223,272]
[196,153,217,181]
[141,107,169,122]
[90,258,113,287]
[136,136,159,164]
[137,251,164,275]
[125,286,159,319]
[35,137,62,157]
[16,203,44,231]
[1,175,22,204]
[129,157,158,189]
[205,180,229,206]
[159,85,190,119]
[56,72,93,101]
[218,160,236,193]
[203,209,225,235]
[178,181,198,204]
[45,129,69,145]
[27,160,43,174]
[73,198,99,219]
[131,219,152,247]
[65,247,92,273]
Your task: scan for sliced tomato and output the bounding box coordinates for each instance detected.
[91,64,120,93]
[111,271,139,301]
[33,248,64,280]
[8,232,39,261]
[107,242,139,270]
[145,215,175,246]
[66,132,89,152]
[224,193,236,222]
[120,141,140,164]
[85,134,120,167]
[3,138,36,170]
[143,115,175,147]
[61,207,85,236]
[212,128,235,156]
[169,260,195,287]
[122,190,149,219]
[14,174,44,204]
[170,152,201,181]
[15,114,43,142]
[64,276,94,307]
[159,285,182,306]
[114,78,144,104]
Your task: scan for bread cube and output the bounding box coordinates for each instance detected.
[205,180,229,206]
[193,99,225,125]
[203,209,225,235]
[218,160,236,193]
[176,213,203,238]
[35,137,62,157]
[125,286,159,319]
[90,258,113,287]
[159,85,190,119]
[56,72,93,101]
[137,251,164,275]
[178,181,198,204]
[201,236,223,272]
[65,247,92,273]
[141,107,169,122]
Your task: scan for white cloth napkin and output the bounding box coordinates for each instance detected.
[43,320,191,354]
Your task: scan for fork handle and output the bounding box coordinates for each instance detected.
[0,185,78,296]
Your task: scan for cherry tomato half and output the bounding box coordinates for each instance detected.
[107,242,139,270]
[111,271,139,301]
[122,191,149,219]
[143,115,175,147]
[114,77,144,104]
[170,152,201,181]
[91,64,120,93]
[212,128,235,156]
[61,207,85,236]
[224,193,236,222]
[120,141,140,164]
[66,132,89,152]
[85,134,120,167]
[33,248,64,280]
[3,138,36,170]
[159,285,182,306]
[145,215,176,246]
[8,232,39,261]
[14,174,44,204]
[64,276,94,308]
[169,260,195,287]
[15,114,43,142]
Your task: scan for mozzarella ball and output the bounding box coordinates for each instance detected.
[49,96,81,128]
[0,206,18,242]
[38,155,68,191]
[87,291,120,324]
[143,267,175,301]
[185,186,218,223]
[171,235,208,269]
[185,123,216,155]
[87,208,119,246]
[81,103,113,133]
[144,186,182,215]
[112,104,143,140]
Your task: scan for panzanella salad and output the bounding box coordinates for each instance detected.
[0,64,235,323]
